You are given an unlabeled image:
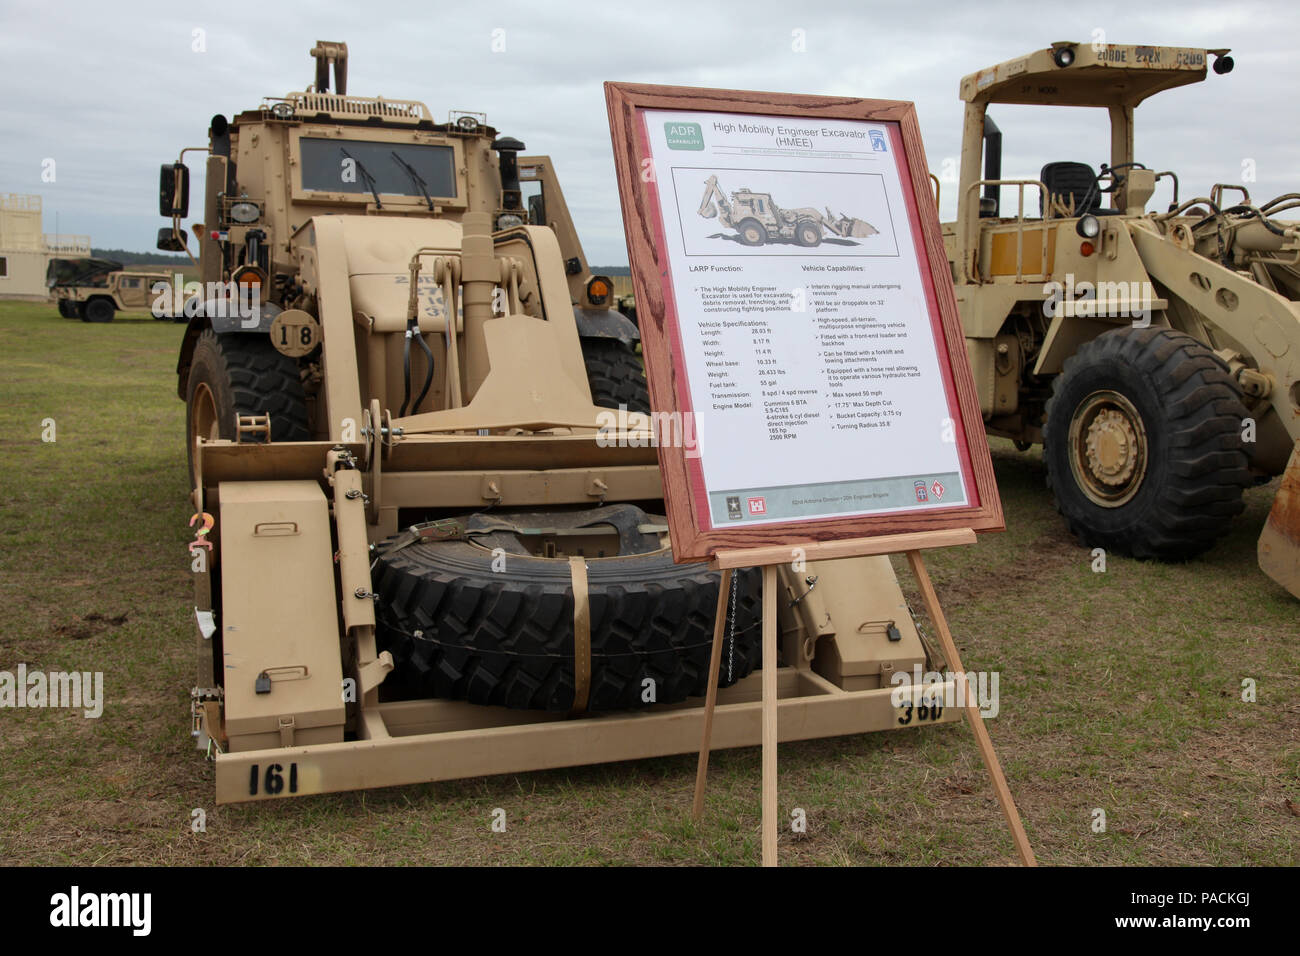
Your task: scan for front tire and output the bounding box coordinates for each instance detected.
[1043,327,1251,560]
[185,330,311,481]
[796,220,822,247]
[737,218,766,246]
[581,338,650,413]
[83,298,115,323]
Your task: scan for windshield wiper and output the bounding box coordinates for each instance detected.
[391,151,434,211]
[339,147,382,209]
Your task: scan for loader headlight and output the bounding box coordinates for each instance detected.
[1052,45,1076,68]
[1213,54,1234,75]
[270,102,295,120]
[1076,214,1101,239]
[456,115,479,132]
[229,201,261,224]
[496,213,524,230]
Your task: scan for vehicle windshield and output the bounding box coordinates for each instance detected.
[299,139,457,199]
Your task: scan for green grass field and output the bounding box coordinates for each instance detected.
[0,299,1296,865]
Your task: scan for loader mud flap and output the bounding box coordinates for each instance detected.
[372,507,762,712]
[1258,441,1300,599]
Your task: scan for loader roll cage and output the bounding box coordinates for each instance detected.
[953,42,1232,275]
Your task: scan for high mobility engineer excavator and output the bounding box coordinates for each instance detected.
[698,174,879,247]
[157,41,967,803]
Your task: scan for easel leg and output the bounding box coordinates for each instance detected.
[761,564,778,867]
[692,567,733,821]
[905,550,1037,867]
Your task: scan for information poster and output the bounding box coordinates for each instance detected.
[643,110,970,527]
[606,84,1001,559]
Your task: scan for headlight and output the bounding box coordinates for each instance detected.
[456,115,479,132]
[229,201,261,224]
[270,102,295,120]
[1076,214,1101,239]
[496,213,524,230]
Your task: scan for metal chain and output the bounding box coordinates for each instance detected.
[726,569,738,684]
[905,599,945,671]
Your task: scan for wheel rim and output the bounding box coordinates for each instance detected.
[743,224,762,244]
[190,382,220,456]
[1067,389,1148,507]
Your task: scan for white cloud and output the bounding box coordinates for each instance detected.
[0,0,1294,263]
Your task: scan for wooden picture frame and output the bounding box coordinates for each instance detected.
[604,82,1003,562]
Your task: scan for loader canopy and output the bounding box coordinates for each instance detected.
[959,43,1216,109]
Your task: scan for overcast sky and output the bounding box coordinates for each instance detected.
[2,0,1296,264]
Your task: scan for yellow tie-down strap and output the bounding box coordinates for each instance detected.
[569,556,591,715]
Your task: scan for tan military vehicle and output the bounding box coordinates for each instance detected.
[945,42,1300,595]
[159,41,963,802]
[46,257,173,322]
[697,174,878,246]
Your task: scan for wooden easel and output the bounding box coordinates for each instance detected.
[691,529,1036,868]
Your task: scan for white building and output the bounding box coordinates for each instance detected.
[0,193,91,300]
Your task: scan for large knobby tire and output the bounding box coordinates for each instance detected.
[796,220,822,247]
[582,338,650,413]
[185,329,311,479]
[1043,326,1251,560]
[737,218,766,246]
[373,539,763,712]
[57,300,77,319]
[83,298,115,323]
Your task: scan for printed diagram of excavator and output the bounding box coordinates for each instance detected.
[697,174,879,247]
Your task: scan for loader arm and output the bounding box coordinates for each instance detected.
[1129,221,1300,445]
[1129,220,1300,597]
[698,175,732,225]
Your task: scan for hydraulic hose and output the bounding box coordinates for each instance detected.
[398,318,437,417]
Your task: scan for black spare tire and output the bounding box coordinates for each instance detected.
[372,508,763,712]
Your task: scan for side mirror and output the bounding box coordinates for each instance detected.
[159,162,190,218]
[156,227,188,253]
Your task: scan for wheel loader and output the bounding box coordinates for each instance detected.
[160,41,966,803]
[697,174,878,246]
[944,41,1300,596]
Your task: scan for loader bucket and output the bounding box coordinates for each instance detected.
[1258,441,1300,599]
[846,218,879,238]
